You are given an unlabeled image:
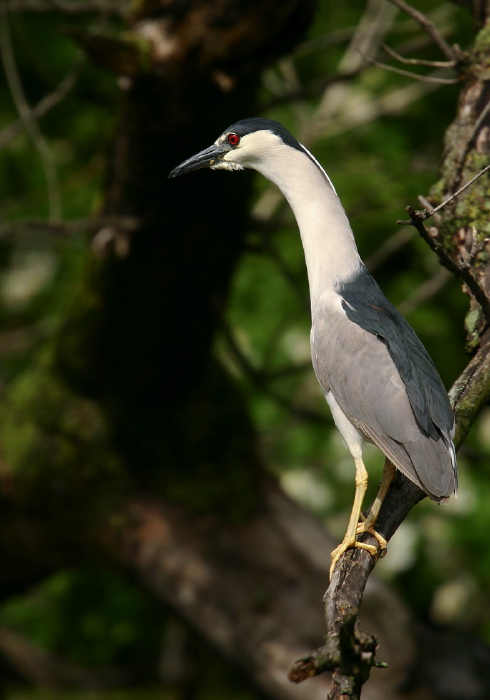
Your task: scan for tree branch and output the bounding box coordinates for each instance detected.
[382,42,456,67]
[289,331,490,696]
[0,0,126,17]
[261,69,362,110]
[0,216,140,239]
[0,14,61,220]
[399,205,490,326]
[359,51,458,84]
[385,0,457,60]
[0,60,81,150]
[220,321,326,424]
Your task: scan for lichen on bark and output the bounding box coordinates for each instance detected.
[427,27,490,350]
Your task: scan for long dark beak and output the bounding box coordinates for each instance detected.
[168,144,227,178]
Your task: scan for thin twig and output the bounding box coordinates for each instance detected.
[382,42,456,67]
[0,59,82,150]
[365,225,415,272]
[0,322,50,356]
[396,162,490,323]
[401,206,490,324]
[361,52,458,84]
[0,0,125,17]
[261,70,362,110]
[386,0,456,60]
[418,194,433,210]
[293,25,360,57]
[260,237,310,314]
[398,267,452,315]
[0,216,141,238]
[220,322,325,424]
[459,227,489,270]
[0,14,61,220]
[400,162,490,221]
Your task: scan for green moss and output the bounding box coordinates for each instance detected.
[474,24,490,54]
[464,308,481,352]
[0,350,127,525]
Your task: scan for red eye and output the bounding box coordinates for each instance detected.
[227,133,240,146]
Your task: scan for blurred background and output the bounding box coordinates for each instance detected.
[0,0,489,698]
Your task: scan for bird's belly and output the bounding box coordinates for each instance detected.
[325,391,365,459]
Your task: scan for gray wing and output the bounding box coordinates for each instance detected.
[312,270,456,502]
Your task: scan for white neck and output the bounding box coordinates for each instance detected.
[255,145,362,309]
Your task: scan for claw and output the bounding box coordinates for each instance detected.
[356,523,388,557]
[329,538,379,579]
[330,525,389,578]
[329,459,395,579]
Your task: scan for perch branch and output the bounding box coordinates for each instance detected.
[289,334,490,696]
[289,469,424,697]
[398,267,452,316]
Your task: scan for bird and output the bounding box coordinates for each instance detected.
[168,117,457,577]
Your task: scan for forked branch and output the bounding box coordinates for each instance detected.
[397,162,490,326]
[385,0,456,61]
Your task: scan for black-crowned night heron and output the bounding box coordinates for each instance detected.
[169,118,457,577]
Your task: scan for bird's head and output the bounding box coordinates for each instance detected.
[168,118,304,179]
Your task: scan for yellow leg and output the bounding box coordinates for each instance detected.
[356,459,396,557]
[330,456,378,579]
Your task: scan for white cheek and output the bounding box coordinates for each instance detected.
[211,160,244,171]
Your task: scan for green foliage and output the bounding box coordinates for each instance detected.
[1,1,489,698]
[0,569,164,667]
[0,349,128,527]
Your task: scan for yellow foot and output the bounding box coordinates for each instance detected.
[329,538,378,579]
[356,522,388,558]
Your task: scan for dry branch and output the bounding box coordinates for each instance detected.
[0,216,140,238]
[382,42,456,67]
[0,14,60,219]
[386,0,456,60]
[396,158,490,327]
[359,51,458,83]
[0,61,81,150]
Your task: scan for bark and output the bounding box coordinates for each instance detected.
[428,23,490,351]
